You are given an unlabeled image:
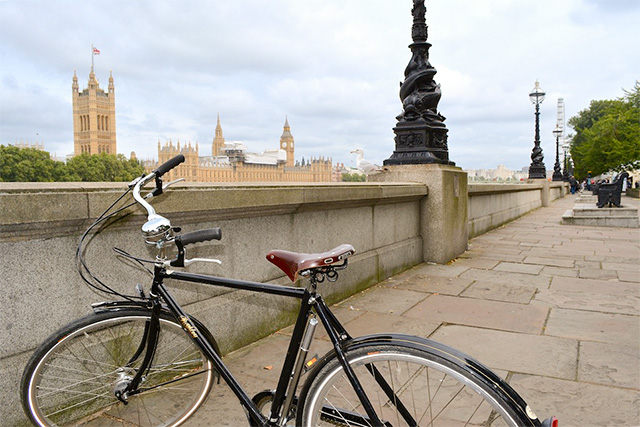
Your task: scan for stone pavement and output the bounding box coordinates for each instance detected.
[185,194,640,427]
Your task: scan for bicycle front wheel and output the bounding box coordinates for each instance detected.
[21,308,214,427]
[299,344,532,427]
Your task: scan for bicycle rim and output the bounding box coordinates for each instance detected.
[301,345,523,426]
[23,311,213,427]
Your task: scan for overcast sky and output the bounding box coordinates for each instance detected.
[1,0,638,171]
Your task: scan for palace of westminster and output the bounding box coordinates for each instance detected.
[68,68,337,182]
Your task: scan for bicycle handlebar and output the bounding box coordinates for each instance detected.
[133,154,186,220]
[177,229,222,246]
[153,154,185,178]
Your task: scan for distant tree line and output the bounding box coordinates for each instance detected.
[341,172,366,182]
[569,82,640,179]
[0,145,145,182]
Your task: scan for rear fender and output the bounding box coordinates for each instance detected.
[298,333,541,427]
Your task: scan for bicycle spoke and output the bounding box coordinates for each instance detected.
[302,346,521,426]
[24,313,213,427]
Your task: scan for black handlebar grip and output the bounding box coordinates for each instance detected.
[153,154,185,177]
[178,228,222,246]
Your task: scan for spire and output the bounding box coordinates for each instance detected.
[281,116,293,139]
[212,113,225,156]
[72,70,79,92]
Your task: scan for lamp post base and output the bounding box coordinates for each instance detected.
[528,163,547,180]
[384,122,454,166]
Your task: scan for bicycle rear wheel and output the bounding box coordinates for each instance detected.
[21,308,214,427]
[299,344,533,427]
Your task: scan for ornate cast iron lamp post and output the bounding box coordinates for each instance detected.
[384,0,453,166]
[528,80,546,179]
[552,125,563,181]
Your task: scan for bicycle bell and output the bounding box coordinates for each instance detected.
[141,214,172,246]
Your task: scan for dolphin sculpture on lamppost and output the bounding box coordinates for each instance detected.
[384,0,454,166]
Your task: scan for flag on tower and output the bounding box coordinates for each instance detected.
[93,47,100,55]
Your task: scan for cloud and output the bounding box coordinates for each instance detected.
[1,0,638,170]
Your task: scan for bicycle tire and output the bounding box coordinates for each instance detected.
[21,308,214,427]
[298,343,532,427]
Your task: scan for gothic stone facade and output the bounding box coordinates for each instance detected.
[72,69,116,156]
[151,117,334,183]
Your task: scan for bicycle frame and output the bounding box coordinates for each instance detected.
[140,264,384,427]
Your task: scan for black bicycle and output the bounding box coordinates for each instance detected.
[21,155,558,427]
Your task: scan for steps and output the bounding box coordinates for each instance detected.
[562,202,639,228]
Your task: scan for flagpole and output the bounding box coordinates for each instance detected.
[91,44,94,72]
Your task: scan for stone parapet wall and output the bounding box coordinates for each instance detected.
[1,181,426,352]
[468,181,567,237]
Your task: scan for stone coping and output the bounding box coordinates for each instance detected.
[469,181,565,196]
[0,182,427,240]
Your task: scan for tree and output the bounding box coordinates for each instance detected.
[0,147,145,182]
[341,172,366,182]
[64,153,145,182]
[568,82,640,178]
[0,145,58,181]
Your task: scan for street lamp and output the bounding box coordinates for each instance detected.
[562,143,570,181]
[552,125,563,181]
[528,80,546,179]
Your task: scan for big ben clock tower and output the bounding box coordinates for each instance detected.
[280,117,295,167]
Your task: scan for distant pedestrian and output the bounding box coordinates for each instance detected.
[569,176,578,194]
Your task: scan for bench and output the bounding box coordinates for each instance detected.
[597,172,629,208]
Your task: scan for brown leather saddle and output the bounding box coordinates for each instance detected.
[266,244,355,282]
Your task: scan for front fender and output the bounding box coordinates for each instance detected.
[91,300,222,357]
[299,333,541,427]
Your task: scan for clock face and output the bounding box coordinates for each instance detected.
[282,142,287,148]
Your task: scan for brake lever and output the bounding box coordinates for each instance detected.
[184,258,222,267]
[144,178,186,200]
[164,258,222,268]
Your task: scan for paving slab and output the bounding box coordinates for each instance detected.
[404,294,548,334]
[460,268,552,288]
[602,261,640,272]
[336,285,427,315]
[578,341,640,389]
[342,310,441,338]
[493,261,545,275]
[459,250,527,263]
[524,247,589,260]
[510,374,640,426]
[535,288,640,315]
[429,325,577,379]
[540,265,579,277]
[545,308,640,346]
[618,270,640,282]
[578,267,619,280]
[406,263,470,278]
[574,260,602,269]
[448,257,500,269]
[550,276,639,295]
[394,274,473,295]
[460,281,537,304]
[523,256,575,268]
